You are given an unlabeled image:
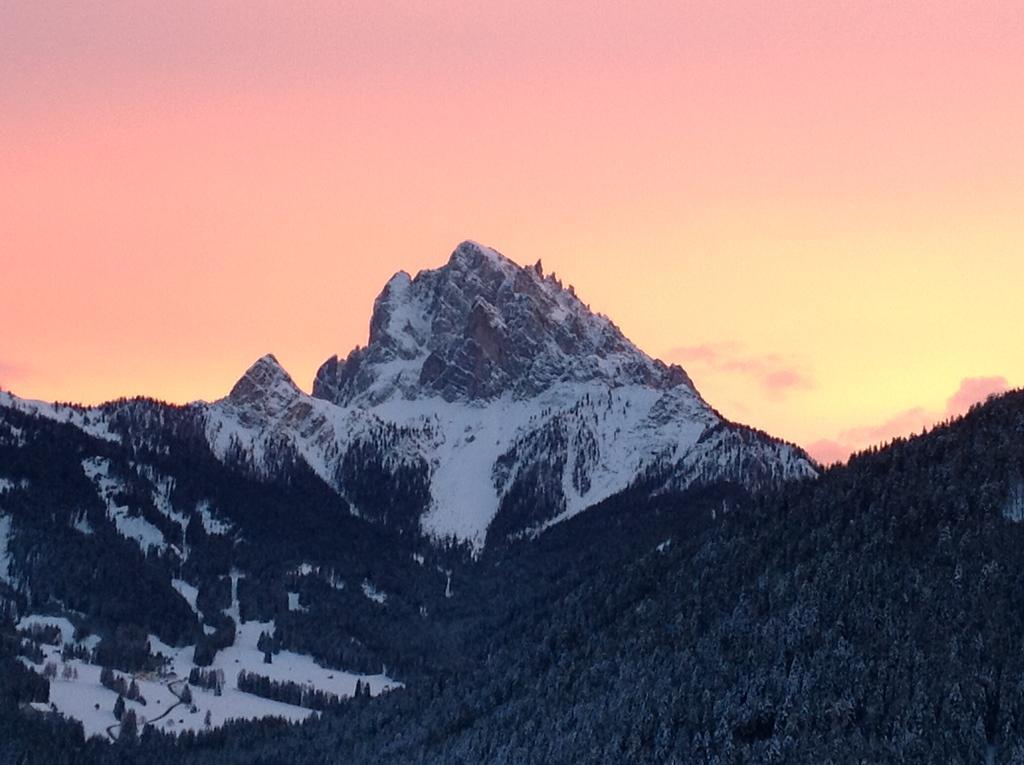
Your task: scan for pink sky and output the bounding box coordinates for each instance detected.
[1,1,1021,462]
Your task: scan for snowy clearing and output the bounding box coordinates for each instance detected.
[17,583,401,739]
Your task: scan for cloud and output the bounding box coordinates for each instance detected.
[804,439,853,466]
[669,343,730,365]
[944,376,1008,418]
[837,406,935,447]
[666,342,813,399]
[806,375,1012,465]
[762,369,813,395]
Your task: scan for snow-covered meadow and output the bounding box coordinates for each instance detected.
[17,576,400,740]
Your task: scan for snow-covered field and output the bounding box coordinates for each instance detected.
[27,643,318,740]
[17,577,401,740]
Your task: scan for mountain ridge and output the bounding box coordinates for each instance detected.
[1,241,817,548]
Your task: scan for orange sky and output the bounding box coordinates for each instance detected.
[2,1,1022,463]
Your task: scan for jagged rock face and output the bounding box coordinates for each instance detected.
[222,353,322,439]
[313,241,695,406]
[229,355,302,414]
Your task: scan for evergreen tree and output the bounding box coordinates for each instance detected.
[119,708,137,742]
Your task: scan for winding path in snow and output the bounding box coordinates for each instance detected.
[105,678,188,741]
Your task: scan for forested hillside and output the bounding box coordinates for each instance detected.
[5,390,1024,763]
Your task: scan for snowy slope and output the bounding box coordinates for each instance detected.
[206,365,735,545]
[0,391,119,443]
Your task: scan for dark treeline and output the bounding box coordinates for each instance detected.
[188,668,224,694]
[236,670,342,711]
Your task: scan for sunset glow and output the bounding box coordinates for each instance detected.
[2,1,1022,462]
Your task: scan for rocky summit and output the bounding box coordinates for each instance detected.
[312,241,694,406]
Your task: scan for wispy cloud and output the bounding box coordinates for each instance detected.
[803,439,852,466]
[666,342,813,400]
[836,407,935,447]
[806,376,1010,465]
[944,376,1008,418]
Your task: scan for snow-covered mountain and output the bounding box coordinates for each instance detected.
[0,240,821,740]
[204,241,816,547]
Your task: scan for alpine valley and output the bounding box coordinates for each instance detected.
[4,242,1024,764]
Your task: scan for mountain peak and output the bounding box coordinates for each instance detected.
[450,239,506,264]
[198,243,813,548]
[313,241,696,406]
[445,240,522,279]
[228,354,302,410]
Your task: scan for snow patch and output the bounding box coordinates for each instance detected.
[140,468,188,525]
[1004,480,1024,522]
[361,581,387,604]
[0,476,29,493]
[72,516,94,535]
[17,615,79,645]
[195,500,232,535]
[81,457,167,554]
[0,514,12,584]
[171,579,201,616]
